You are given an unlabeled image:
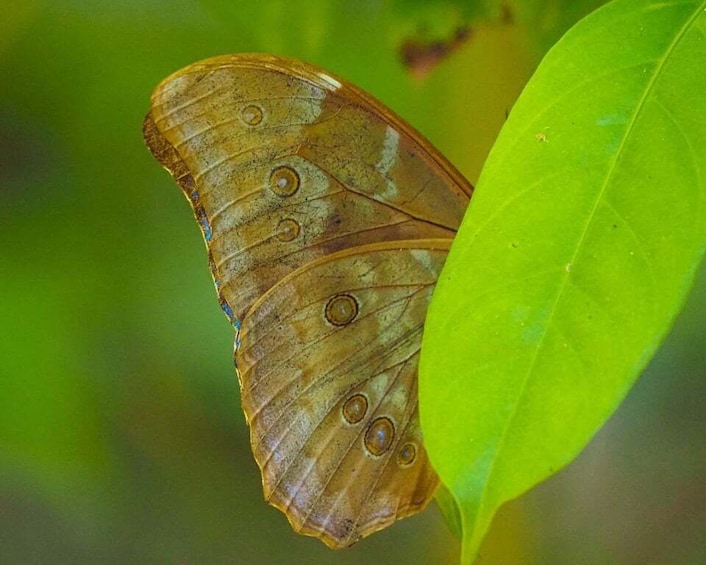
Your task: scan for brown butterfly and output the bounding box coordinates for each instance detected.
[143,54,472,548]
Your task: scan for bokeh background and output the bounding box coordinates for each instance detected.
[1,1,704,563]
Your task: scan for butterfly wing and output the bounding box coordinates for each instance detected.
[143,54,472,548]
[238,240,448,547]
[143,54,471,321]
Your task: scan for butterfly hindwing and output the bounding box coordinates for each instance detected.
[237,241,448,547]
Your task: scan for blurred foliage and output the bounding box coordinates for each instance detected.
[0,1,703,564]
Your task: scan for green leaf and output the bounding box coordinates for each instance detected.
[419,0,706,562]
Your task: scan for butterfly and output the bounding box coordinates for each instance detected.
[142,54,472,548]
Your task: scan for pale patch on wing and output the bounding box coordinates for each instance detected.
[369,372,391,397]
[387,384,410,408]
[410,249,438,277]
[298,95,327,124]
[376,126,400,201]
[317,72,342,90]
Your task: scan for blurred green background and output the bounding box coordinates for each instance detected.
[1,1,703,563]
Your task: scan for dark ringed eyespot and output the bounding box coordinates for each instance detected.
[364,417,395,456]
[269,166,300,197]
[275,218,301,242]
[397,442,417,466]
[324,294,358,326]
[342,394,368,424]
[241,104,263,126]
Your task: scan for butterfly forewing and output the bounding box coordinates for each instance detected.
[145,54,471,320]
[143,53,472,548]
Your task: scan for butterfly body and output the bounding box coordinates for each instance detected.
[143,54,472,548]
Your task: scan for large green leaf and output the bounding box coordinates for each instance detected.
[419,0,706,562]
